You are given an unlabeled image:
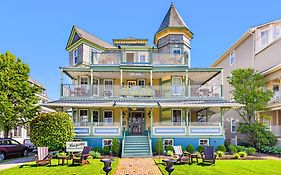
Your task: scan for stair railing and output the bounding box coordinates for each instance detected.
[121,129,126,157]
[148,128,153,157]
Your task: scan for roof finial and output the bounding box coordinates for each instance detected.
[171,1,174,7]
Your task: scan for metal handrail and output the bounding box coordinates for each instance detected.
[121,130,126,157]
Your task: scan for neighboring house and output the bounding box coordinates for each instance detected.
[211,19,281,144]
[45,4,240,157]
[0,78,54,143]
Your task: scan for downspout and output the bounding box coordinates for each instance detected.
[248,30,256,69]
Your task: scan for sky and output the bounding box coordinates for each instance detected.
[0,0,281,100]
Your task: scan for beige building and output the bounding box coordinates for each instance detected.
[211,19,281,143]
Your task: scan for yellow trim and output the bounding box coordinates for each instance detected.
[154,27,193,45]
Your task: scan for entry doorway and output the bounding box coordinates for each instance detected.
[128,111,145,135]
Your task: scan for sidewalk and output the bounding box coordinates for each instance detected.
[0,154,34,171]
[114,158,161,175]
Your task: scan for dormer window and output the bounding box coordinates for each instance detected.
[261,29,269,46]
[139,54,146,62]
[73,49,78,65]
[172,48,181,54]
[273,26,280,40]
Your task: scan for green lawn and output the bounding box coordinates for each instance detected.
[0,158,119,175]
[155,159,281,175]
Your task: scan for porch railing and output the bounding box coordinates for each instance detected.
[73,122,120,127]
[152,53,186,65]
[270,125,281,137]
[62,84,222,98]
[74,122,121,136]
[269,91,281,103]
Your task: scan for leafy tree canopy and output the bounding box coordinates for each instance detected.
[0,52,40,137]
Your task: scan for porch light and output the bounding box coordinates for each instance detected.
[131,107,137,111]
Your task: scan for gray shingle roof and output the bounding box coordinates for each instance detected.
[157,4,189,33]
[74,26,115,49]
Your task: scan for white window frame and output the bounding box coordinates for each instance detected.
[172,109,182,125]
[163,139,174,150]
[231,119,236,133]
[92,77,99,96]
[229,50,235,65]
[172,48,181,54]
[73,49,78,65]
[273,26,281,40]
[79,109,88,124]
[102,139,113,148]
[92,110,99,124]
[104,79,114,97]
[103,110,113,125]
[199,139,209,146]
[172,76,182,95]
[125,52,135,62]
[138,52,148,63]
[80,76,89,85]
[260,29,269,46]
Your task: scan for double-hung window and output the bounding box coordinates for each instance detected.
[73,49,78,65]
[231,119,236,133]
[163,139,174,151]
[230,51,235,65]
[172,109,182,126]
[261,29,269,46]
[102,139,113,148]
[104,111,113,125]
[199,139,209,146]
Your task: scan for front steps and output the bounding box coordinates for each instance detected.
[122,136,152,157]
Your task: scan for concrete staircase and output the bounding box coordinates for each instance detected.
[122,135,152,157]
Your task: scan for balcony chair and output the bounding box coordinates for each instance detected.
[72,146,91,165]
[201,146,217,165]
[35,147,52,166]
[173,146,190,164]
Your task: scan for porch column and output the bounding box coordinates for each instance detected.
[220,107,225,135]
[186,69,189,97]
[120,109,123,135]
[120,69,123,85]
[150,108,153,133]
[277,110,279,125]
[150,70,153,86]
[90,68,93,96]
[186,109,190,126]
[221,69,224,97]
[60,69,64,96]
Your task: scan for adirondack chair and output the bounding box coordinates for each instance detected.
[35,147,52,166]
[201,146,217,165]
[173,146,190,164]
[72,146,91,165]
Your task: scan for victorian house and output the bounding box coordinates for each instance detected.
[45,4,240,157]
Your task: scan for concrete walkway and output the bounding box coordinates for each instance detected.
[114,158,161,175]
[0,155,34,171]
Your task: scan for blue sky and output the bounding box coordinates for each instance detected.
[0,0,280,100]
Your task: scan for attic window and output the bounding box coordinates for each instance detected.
[172,48,181,54]
[73,49,78,65]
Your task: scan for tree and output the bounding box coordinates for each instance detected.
[30,112,75,150]
[0,52,40,138]
[154,138,164,155]
[112,138,120,157]
[227,68,275,148]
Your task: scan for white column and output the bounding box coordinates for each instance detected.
[150,70,153,86]
[120,69,123,85]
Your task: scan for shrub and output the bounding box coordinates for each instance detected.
[154,138,164,155]
[197,145,204,153]
[224,139,231,149]
[56,151,67,157]
[237,146,247,152]
[102,146,110,155]
[216,145,226,152]
[92,146,101,152]
[228,144,238,154]
[112,138,120,156]
[90,151,101,159]
[233,153,240,159]
[238,151,247,157]
[216,151,224,157]
[166,145,174,152]
[166,150,174,156]
[30,112,75,150]
[186,144,195,153]
[261,146,281,154]
[246,147,256,155]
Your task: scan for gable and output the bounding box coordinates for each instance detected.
[72,33,81,45]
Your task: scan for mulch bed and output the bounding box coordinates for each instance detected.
[217,155,264,160]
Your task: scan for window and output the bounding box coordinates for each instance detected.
[229,51,235,65]
[273,26,280,40]
[73,49,78,65]
[102,139,113,148]
[172,77,182,95]
[261,29,269,46]
[273,84,279,92]
[138,79,145,87]
[104,79,113,97]
[104,111,113,124]
[172,48,181,54]
[80,77,89,85]
[126,52,135,62]
[199,139,209,146]
[13,127,22,137]
[231,119,236,133]
[172,109,182,125]
[92,78,99,96]
[79,109,88,124]
[163,139,174,151]
[139,54,147,62]
[93,110,99,123]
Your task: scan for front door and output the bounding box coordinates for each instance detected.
[128,112,144,135]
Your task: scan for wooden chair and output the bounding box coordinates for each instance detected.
[201,146,217,165]
[72,146,91,165]
[35,147,52,166]
[173,146,190,164]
